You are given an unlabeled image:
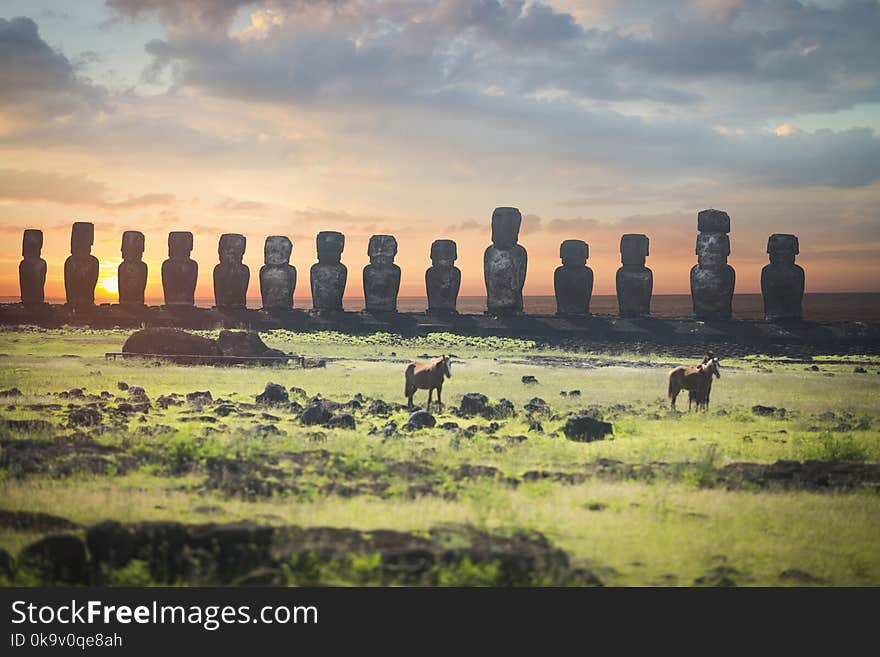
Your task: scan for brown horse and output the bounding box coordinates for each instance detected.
[668,353,721,411]
[405,355,452,411]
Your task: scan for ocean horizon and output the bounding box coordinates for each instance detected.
[4,292,878,323]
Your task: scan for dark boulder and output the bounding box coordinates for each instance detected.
[406,410,436,430]
[256,382,289,405]
[367,399,393,416]
[186,391,213,405]
[521,375,539,385]
[87,520,136,570]
[0,387,22,398]
[301,401,333,426]
[326,414,356,430]
[524,397,551,415]
[217,330,286,358]
[563,415,613,442]
[19,535,89,584]
[122,328,221,362]
[68,406,102,427]
[459,392,490,417]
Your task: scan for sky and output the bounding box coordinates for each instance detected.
[1,0,879,302]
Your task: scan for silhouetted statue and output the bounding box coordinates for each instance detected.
[162,231,197,306]
[213,233,249,310]
[310,231,347,312]
[19,229,46,307]
[761,234,804,321]
[64,222,99,307]
[484,207,527,315]
[363,235,400,313]
[554,239,593,316]
[690,209,735,320]
[426,239,460,314]
[616,234,652,317]
[118,231,147,306]
[260,236,296,311]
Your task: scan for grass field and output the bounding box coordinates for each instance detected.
[1,326,878,586]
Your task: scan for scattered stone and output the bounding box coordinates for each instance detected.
[288,386,307,398]
[751,405,786,418]
[249,424,283,437]
[406,410,436,430]
[585,502,607,511]
[326,414,356,430]
[301,401,333,426]
[186,390,213,405]
[521,375,539,385]
[128,385,147,400]
[68,406,102,427]
[19,535,88,584]
[693,566,739,587]
[367,399,393,416]
[439,422,459,431]
[569,390,581,397]
[156,394,182,409]
[524,397,551,414]
[260,412,280,422]
[854,366,867,374]
[560,391,568,397]
[0,388,22,398]
[778,569,824,584]
[809,365,819,371]
[382,420,398,437]
[459,392,490,417]
[492,398,516,419]
[528,420,543,433]
[256,382,289,405]
[563,415,613,442]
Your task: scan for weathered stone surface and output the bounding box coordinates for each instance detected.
[301,401,333,426]
[216,330,285,358]
[484,207,527,315]
[260,236,296,311]
[426,239,460,314]
[554,239,592,316]
[691,209,735,320]
[64,222,98,307]
[19,229,46,307]
[118,230,147,306]
[459,392,490,417]
[214,233,249,310]
[617,234,652,317]
[563,415,613,442]
[19,534,88,584]
[310,231,347,312]
[363,235,400,313]
[406,409,436,430]
[162,232,197,306]
[123,328,221,358]
[255,382,289,405]
[762,234,804,321]
[326,413,356,430]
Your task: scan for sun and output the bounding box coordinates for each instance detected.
[97,263,119,297]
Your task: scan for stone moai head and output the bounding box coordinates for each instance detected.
[430,239,457,267]
[22,229,43,258]
[620,234,649,266]
[316,231,345,264]
[368,235,398,265]
[218,233,246,264]
[696,233,730,267]
[491,207,522,249]
[264,236,292,266]
[70,222,94,256]
[697,209,731,234]
[168,231,193,259]
[121,231,145,261]
[768,234,799,265]
[560,239,588,267]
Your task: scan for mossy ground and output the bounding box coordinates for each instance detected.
[1,327,878,586]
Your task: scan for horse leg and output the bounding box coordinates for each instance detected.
[436,385,443,412]
[427,388,433,412]
[670,389,678,410]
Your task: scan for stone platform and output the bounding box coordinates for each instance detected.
[2,303,879,356]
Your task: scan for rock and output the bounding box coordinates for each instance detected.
[128,385,148,400]
[217,330,285,358]
[569,390,581,397]
[524,398,551,414]
[156,394,181,409]
[301,401,333,426]
[492,398,516,418]
[288,386,307,397]
[19,534,89,584]
[68,406,102,427]
[326,414,356,430]
[186,390,213,405]
[249,424,283,436]
[256,382,289,405]
[778,568,824,584]
[459,392,490,417]
[214,404,237,417]
[752,405,778,416]
[693,565,738,587]
[809,365,820,371]
[854,366,868,374]
[86,520,136,570]
[367,399,393,416]
[382,420,398,437]
[123,328,221,360]
[521,375,539,385]
[563,415,613,442]
[406,410,436,430]
[0,387,22,398]
[528,420,543,433]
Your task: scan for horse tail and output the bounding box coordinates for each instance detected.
[404,362,415,396]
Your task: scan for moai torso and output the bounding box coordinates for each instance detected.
[554,239,593,316]
[161,232,198,306]
[484,207,527,315]
[310,231,347,312]
[213,233,249,310]
[616,233,652,317]
[260,236,296,310]
[19,229,47,307]
[64,222,99,307]
[363,235,401,312]
[426,239,460,314]
[690,210,735,320]
[761,234,804,321]
[118,231,147,305]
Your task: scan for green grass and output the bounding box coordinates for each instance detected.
[0,327,878,586]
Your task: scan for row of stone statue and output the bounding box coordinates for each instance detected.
[17,207,805,320]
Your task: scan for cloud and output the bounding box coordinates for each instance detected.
[0,16,106,121]
[0,169,178,208]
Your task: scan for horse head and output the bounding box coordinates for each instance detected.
[441,354,452,378]
[709,356,721,378]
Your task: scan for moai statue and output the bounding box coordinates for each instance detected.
[363,235,401,313]
[690,209,735,320]
[213,233,249,310]
[425,239,461,314]
[554,239,593,316]
[19,229,47,307]
[761,234,804,321]
[64,221,99,307]
[118,231,147,306]
[310,231,347,312]
[484,207,527,315]
[616,234,652,317]
[161,231,198,306]
[260,236,296,311]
